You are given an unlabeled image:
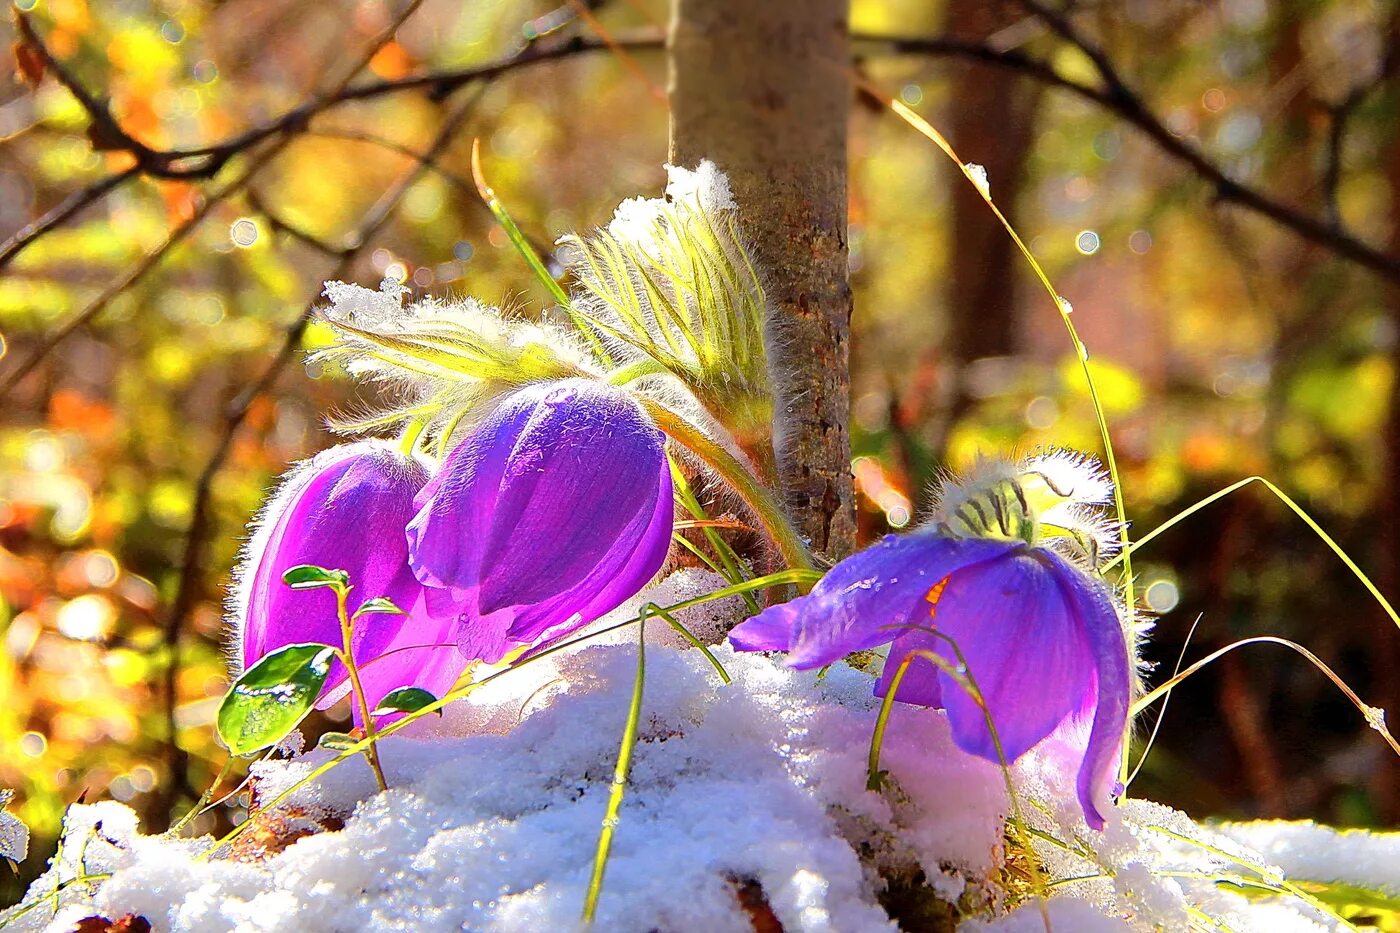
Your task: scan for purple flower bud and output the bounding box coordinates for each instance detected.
[728,531,1129,830]
[232,441,463,714]
[407,379,674,662]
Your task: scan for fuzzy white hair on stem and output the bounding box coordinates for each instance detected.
[312,279,601,451]
[558,161,775,454]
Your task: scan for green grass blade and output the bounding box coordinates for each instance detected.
[642,602,731,684]
[668,452,762,614]
[1130,635,1398,758]
[470,140,611,364]
[582,616,647,923]
[1104,475,1399,630]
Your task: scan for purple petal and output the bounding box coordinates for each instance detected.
[406,379,673,660]
[1045,552,1130,830]
[347,591,468,726]
[505,450,674,644]
[235,441,428,697]
[727,602,801,653]
[405,390,541,591]
[920,550,1094,766]
[477,380,667,610]
[876,627,943,707]
[422,584,517,665]
[727,533,1018,669]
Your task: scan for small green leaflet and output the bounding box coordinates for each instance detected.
[282,564,349,590]
[353,596,405,618]
[217,643,336,756]
[318,731,357,751]
[372,686,441,718]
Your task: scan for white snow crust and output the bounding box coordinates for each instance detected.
[5,573,1395,932]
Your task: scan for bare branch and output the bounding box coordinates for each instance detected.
[247,189,352,258]
[0,166,141,271]
[162,31,658,169]
[12,11,162,165]
[0,159,262,398]
[0,0,430,400]
[1,15,650,269]
[306,128,560,260]
[1320,13,1399,227]
[855,24,1400,285]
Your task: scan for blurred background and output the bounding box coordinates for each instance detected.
[2,0,1399,906]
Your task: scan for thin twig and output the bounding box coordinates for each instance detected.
[304,128,559,259]
[247,189,352,258]
[13,9,652,181]
[1319,17,1398,226]
[0,152,272,398]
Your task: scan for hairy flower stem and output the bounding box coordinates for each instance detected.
[397,419,425,457]
[604,359,670,385]
[335,587,388,792]
[640,398,814,576]
[737,433,781,491]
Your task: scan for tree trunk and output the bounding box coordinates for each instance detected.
[667,0,855,561]
[940,0,1039,439]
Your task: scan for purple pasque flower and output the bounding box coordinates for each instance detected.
[232,441,467,719]
[729,456,1131,830]
[406,378,674,663]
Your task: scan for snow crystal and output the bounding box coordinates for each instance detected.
[0,788,28,863]
[320,278,409,329]
[607,160,737,246]
[960,897,1132,932]
[1217,820,1400,896]
[4,572,1391,932]
[665,159,738,212]
[963,162,990,198]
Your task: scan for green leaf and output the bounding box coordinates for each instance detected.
[353,596,406,618]
[372,686,441,718]
[318,731,357,751]
[217,644,336,756]
[282,564,349,590]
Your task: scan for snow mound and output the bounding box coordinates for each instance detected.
[4,574,1394,932]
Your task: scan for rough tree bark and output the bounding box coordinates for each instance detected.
[940,0,1040,439]
[667,0,856,561]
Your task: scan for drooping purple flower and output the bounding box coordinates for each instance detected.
[728,456,1131,830]
[406,379,674,662]
[232,441,466,716]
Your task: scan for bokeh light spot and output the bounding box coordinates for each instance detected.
[57,594,117,641]
[1025,395,1059,430]
[230,218,260,248]
[1145,579,1181,613]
